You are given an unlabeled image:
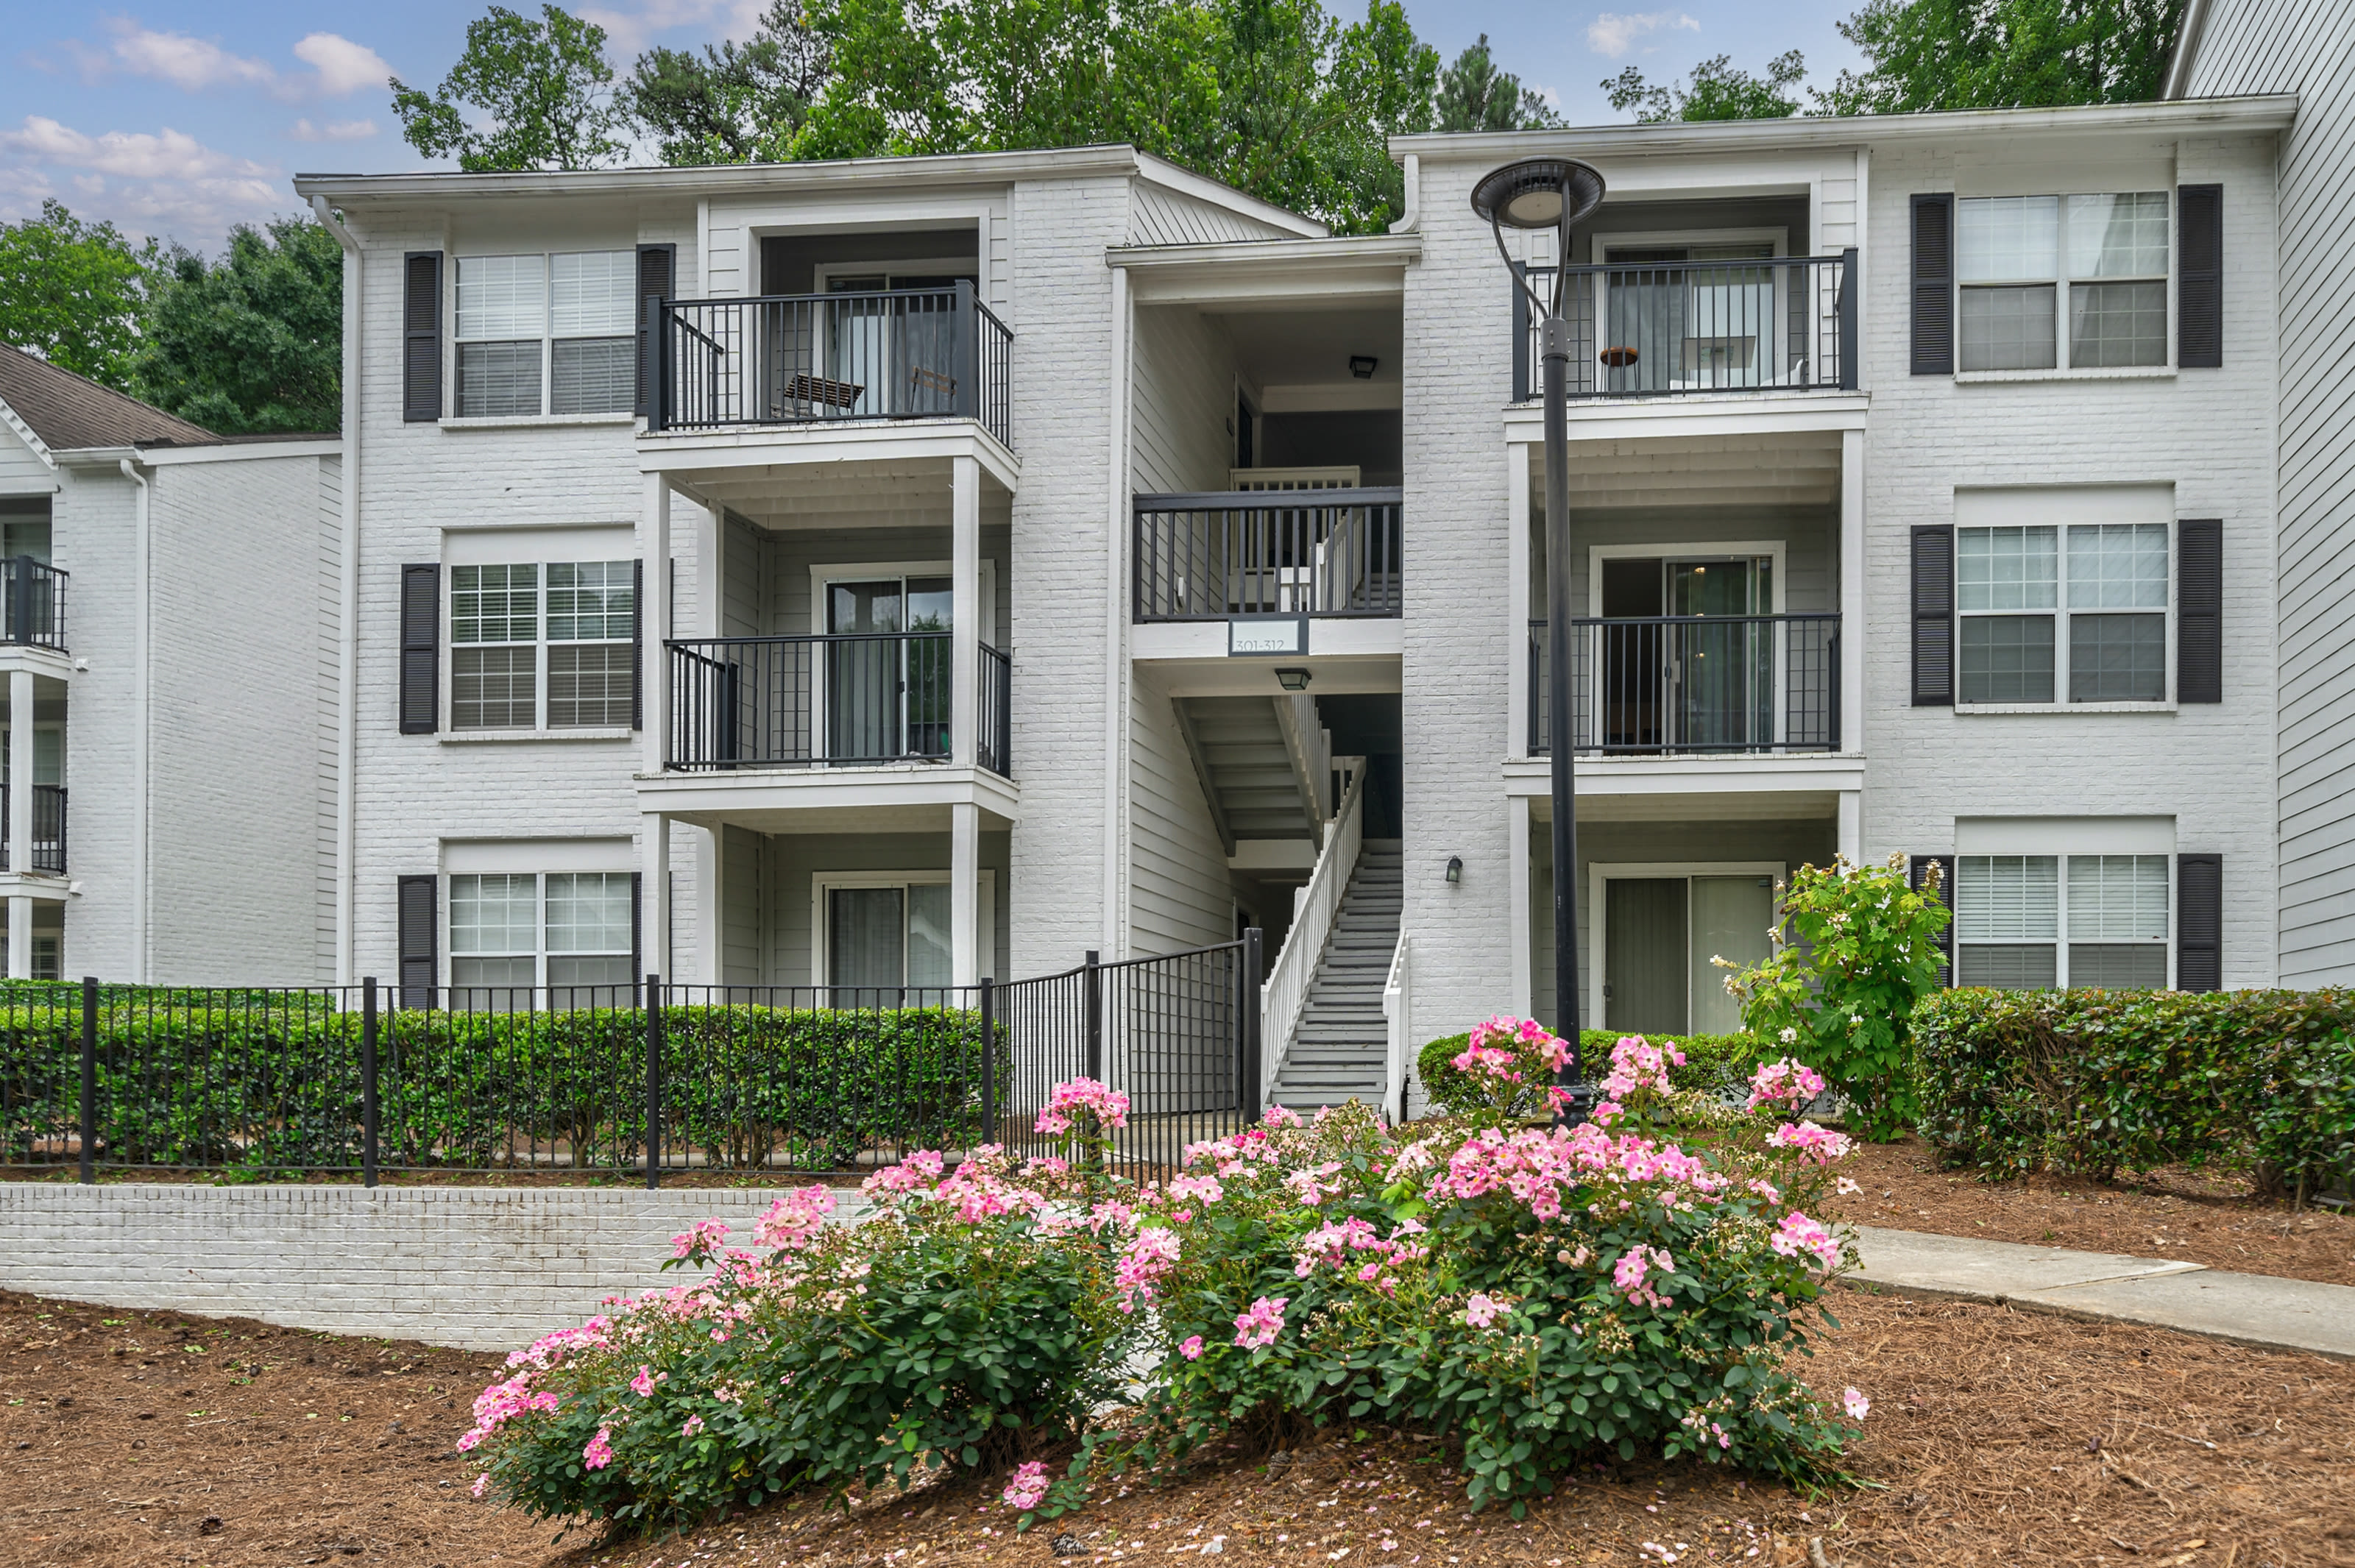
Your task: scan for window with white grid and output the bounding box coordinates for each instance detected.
[455,251,635,417]
[1957,853,2169,990]
[1958,192,2168,372]
[450,561,632,731]
[451,871,634,996]
[1957,522,2169,704]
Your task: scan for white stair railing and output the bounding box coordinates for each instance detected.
[1259,765,1365,1102]
[1381,930,1412,1125]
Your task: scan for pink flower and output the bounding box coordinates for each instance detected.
[629,1364,658,1398]
[583,1427,615,1470]
[1747,1059,1827,1111]
[1463,1292,1505,1329]
[471,1474,490,1498]
[670,1218,731,1260]
[1002,1460,1051,1512]
[754,1185,837,1250]
[1844,1387,1871,1421]
[1769,1121,1853,1165]
[1611,1245,1676,1308]
[1598,1035,1684,1099]
[1035,1076,1131,1134]
[680,1413,705,1438]
[1179,1335,1205,1361]
[1114,1227,1182,1312]
[1233,1295,1289,1349]
[1770,1210,1843,1273]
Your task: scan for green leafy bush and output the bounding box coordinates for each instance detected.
[1913,988,2355,1196]
[1417,1028,1763,1118]
[1722,854,1951,1140]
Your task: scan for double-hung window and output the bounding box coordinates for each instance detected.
[1958,194,2168,372]
[455,252,635,417]
[451,561,634,731]
[1955,854,2169,989]
[1957,522,2168,703]
[450,871,634,995]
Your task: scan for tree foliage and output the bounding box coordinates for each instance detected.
[1819,0,2184,114]
[392,4,629,171]
[625,0,833,164]
[1604,50,1809,124]
[1435,32,1563,132]
[0,201,157,393]
[134,218,343,436]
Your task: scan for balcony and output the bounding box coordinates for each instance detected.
[1133,489,1402,622]
[651,283,1013,449]
[1529,614,1840,756]
[1512,253,1855,402]
[1,783,65,874]
[667,633,1010,778]
[2,558,65,652]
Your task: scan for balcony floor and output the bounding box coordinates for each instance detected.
[637,761,1019,835]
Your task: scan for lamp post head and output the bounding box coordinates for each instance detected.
[1470,157,1605,233]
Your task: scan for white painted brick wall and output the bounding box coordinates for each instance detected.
[0,1183,870,1350]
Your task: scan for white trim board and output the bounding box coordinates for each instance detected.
[445,838,635,874]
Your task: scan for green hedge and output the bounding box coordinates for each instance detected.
[1912,988,2355,1195]
[0,1001,1004,1176]
[1415,1028,1766,1116]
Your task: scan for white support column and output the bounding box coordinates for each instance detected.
[1507,796,1532,1017]
[951,455,980,768]
[952,801,980,985]
[6,897,28,981]
[7,668,30,882]
[642,477,673,778]
[1838,790,1863,867]
[1506,442,1532,758]
[642,812,671,982]
[1839,428,1866,756]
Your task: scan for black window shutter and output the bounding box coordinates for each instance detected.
[2178,519,2223,703]
[400,564,440,734]
[2178,185,2223,369]
[636,244,676,418]
[397,875,437,1007]
[631,557,645,730]
[1910,193,1955,376]
[1911,525,1955,706]
[1909,854,1955,986]
[403,252,443,422]
[2177,853,2222,992]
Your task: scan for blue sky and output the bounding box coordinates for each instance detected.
[0,0,1861,250]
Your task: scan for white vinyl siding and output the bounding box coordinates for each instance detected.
[455,251,634,416]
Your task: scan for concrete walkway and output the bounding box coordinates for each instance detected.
[1846,1224,2355,1361]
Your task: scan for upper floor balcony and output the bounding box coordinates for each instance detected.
[1133,488,1403,623]
[1512,252,1856,403]
[1,782,65,876]
[650,283,1013,450]
[2,557,65,653]
[1529,613,1841,756]
[665,631,1010,779]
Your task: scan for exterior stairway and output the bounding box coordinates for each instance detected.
[1268,840,1403,1113]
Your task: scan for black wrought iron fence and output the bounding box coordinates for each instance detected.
[1133,489,1403,621]
[667,632,1010,777]
[1529,614,1841,755]
[654,283,1012,448]
[1513,252,1856,401]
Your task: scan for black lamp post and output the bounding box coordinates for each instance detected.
[1471,157,1607,1126]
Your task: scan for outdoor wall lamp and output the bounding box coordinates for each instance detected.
[1445,856,1463,884]
[1473,155,1607,1129]
[1349,355,1379,379]
[1274,667,1311,691]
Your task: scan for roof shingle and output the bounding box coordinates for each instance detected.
[0,346,218,452]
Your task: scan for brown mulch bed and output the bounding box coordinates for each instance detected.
[1824,1137,2355,1288]
[6,1290,2351,1567]
[0,1168,875,1190]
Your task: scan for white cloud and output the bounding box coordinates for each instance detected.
[292,33,394,98]
[1586,11,1701,58]
[0,117,269,182]
[578,0,768,54]
[104,19,277,91]
[289,118,380,143]
[0,117,283,244]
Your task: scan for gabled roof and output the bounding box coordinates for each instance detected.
[0,347,218,452]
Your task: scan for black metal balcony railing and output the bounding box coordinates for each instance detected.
[2,783,67,874]
[1529,614,1840,755]
[667,633,1011,778]
[1133,488,1403,622]
[1513,252,1856,401]
[4,557,65,650]
[652,283,1013,447]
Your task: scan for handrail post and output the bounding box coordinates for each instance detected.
[361,976,379,1188]
[651,299,670,432]
[977,976,996,1146]
[1241,929,1264,1119]
[1837,249,1860,391]
[1829,625,1844,752]
[953,279,977,421]
[10,556,30,645]
[644,973,662,1189]
[77,975,96,1183]
[1083,950,1102,1082]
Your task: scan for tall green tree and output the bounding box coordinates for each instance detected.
[626,0,833,164]
[1604,50,1808,123]
[392,4,628,171]
[1434,33,1562,132]
[0,201,156,393]
[135,218,343,435]
[1819,0,2182,113]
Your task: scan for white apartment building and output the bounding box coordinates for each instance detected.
[271,92,2296,1105]
[0,348,341,983]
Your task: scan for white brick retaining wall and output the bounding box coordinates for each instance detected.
[0,1182,871,1352]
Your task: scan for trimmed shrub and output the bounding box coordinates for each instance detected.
[1912,988,2355,1196]
[1418,1029,1763,1118]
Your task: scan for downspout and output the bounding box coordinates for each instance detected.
[1102,263,1131,957]
[312,195,361,985]
[118,457,149,983]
